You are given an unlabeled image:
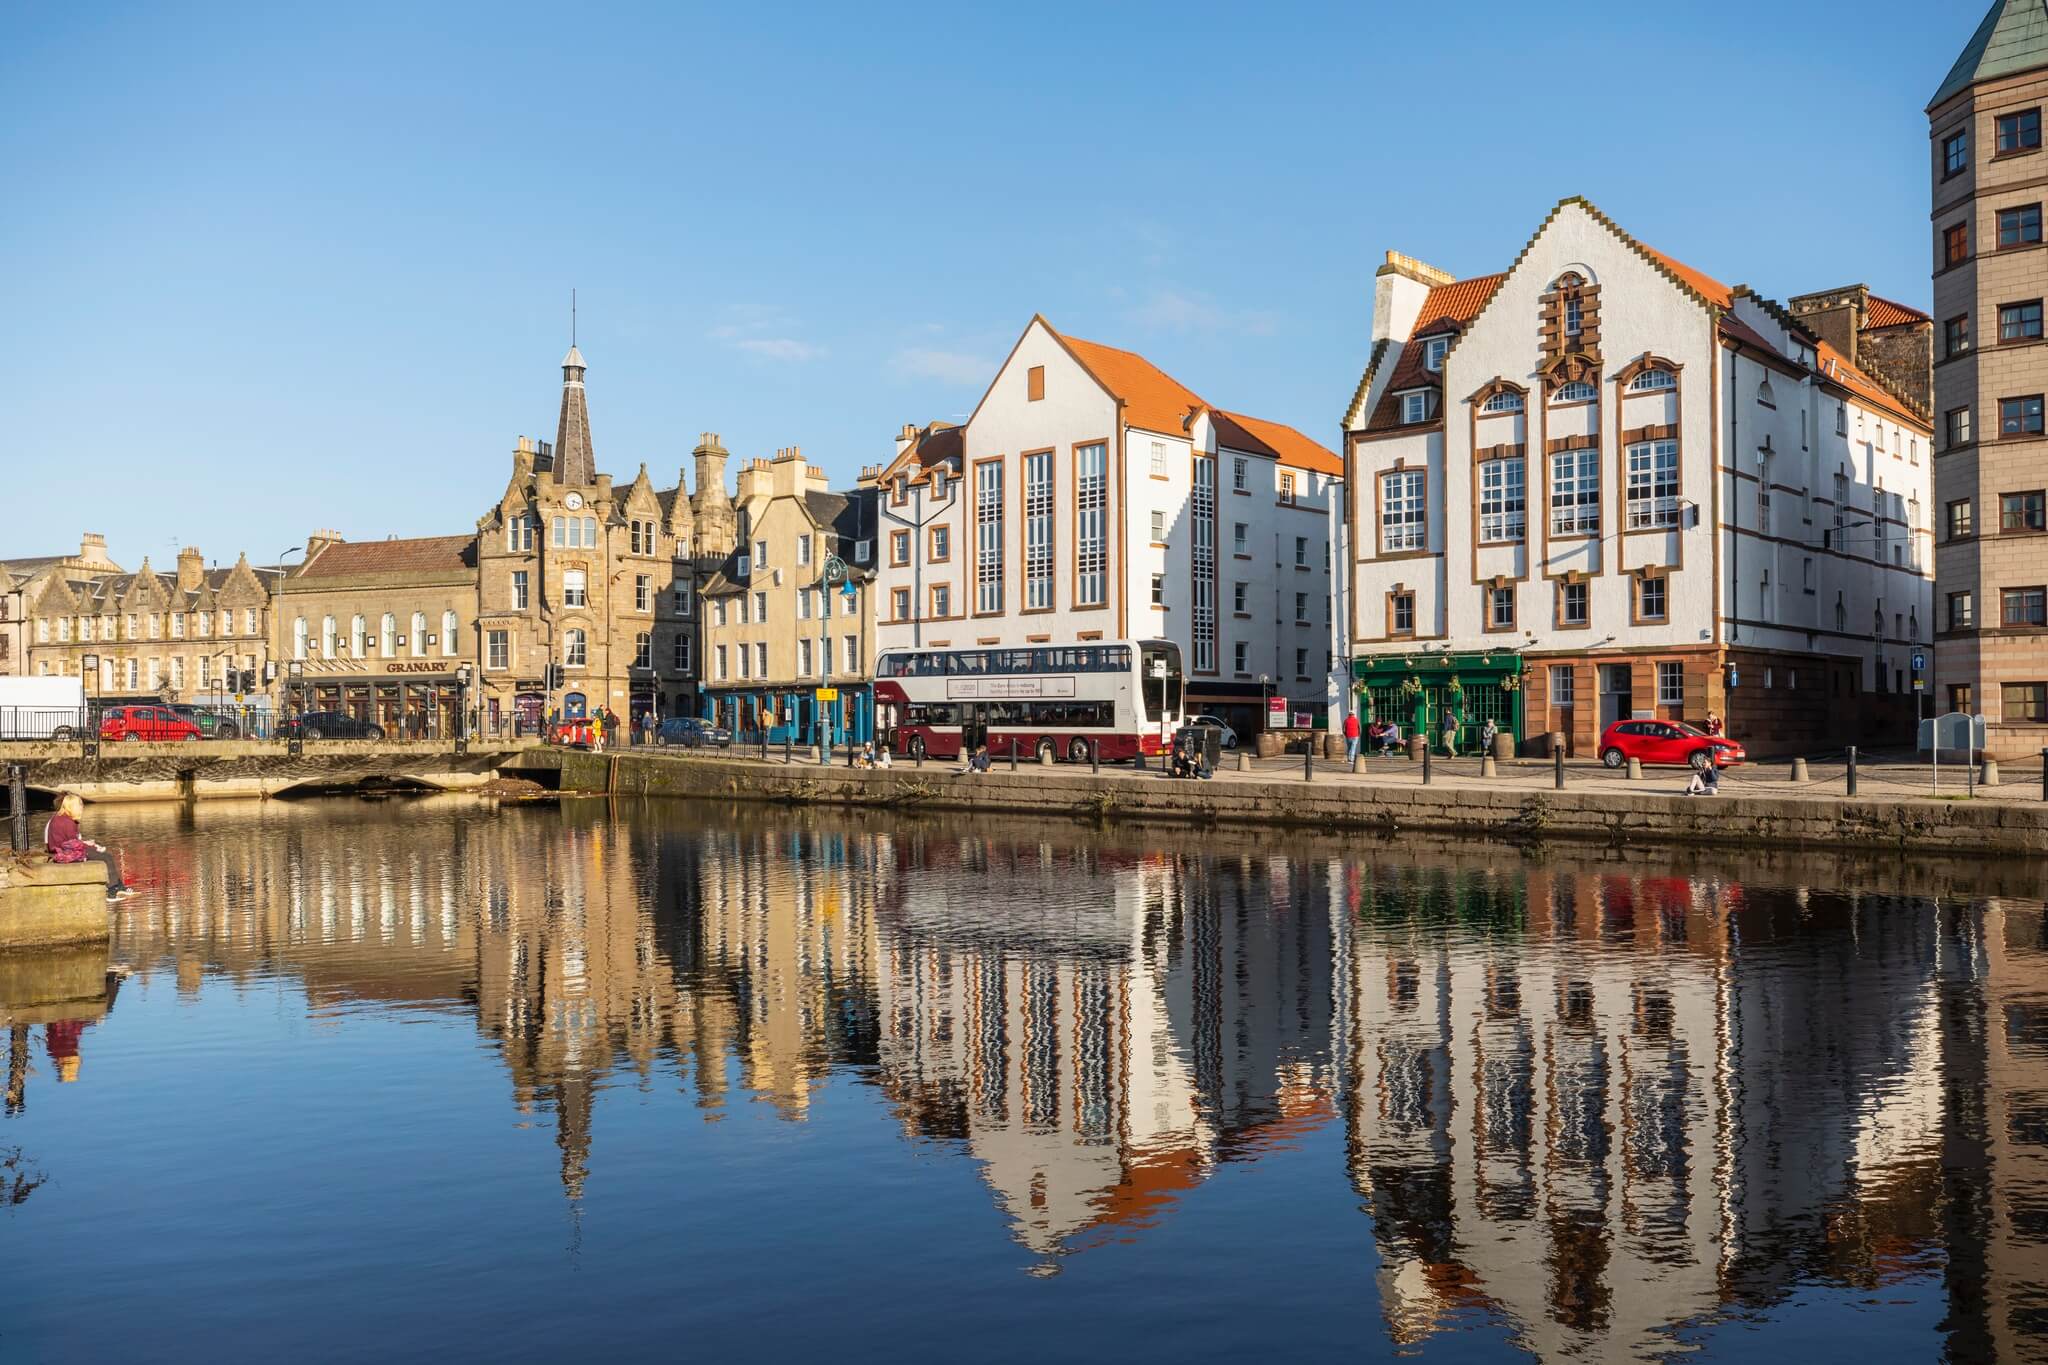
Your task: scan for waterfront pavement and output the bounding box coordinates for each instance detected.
[677,743,2048,808]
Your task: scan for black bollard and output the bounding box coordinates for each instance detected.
[1422,743,1432,786]
[1010,742,1018,772]
[784,738,791,765]
[1554,748,1565,790]
[1304,745,1314,781]
[1847,745,1858,797]
[1090,743,1099,776]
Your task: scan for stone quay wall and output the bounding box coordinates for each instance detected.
[523,751,2048,859]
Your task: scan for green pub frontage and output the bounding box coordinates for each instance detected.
[1354,652,1527,754]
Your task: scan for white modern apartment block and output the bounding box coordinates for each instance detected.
[1341,198,1934,757]
[876,316,1341,734]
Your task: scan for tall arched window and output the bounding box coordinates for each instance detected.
[411,612,427,657]
[381,613,397,656]
[292,617,308,660]
[352,615,367,656]
[634,631,651,668]
[442,610,459,658]
[321,615,337,656]
[565,628,587,667]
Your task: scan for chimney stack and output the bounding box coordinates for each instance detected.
[177,545,205,592]
[306,529,344,566]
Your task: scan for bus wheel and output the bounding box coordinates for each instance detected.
[907,735,926,760]
[1068,738,1091,764]
[1036,738,1057,764]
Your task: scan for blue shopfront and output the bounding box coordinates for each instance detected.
[702,685,873,748]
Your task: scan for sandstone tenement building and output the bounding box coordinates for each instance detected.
[1931,0,2048,755]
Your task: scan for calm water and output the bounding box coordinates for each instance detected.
[3,798,2046,1363]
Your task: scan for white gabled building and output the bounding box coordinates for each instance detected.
[1341,198,1933,758]
[876,316,1341,738]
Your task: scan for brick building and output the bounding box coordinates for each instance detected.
[1930,1,2048,755]
[1342,200,1933,759]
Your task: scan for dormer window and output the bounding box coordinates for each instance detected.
[1400,391,1430,424]
[1480,390,1524,413]
[1551,381,1597,404]
[1423,336,1449,372]
[1627,368,1676,393]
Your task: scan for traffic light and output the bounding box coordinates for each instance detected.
[545,663,564,691]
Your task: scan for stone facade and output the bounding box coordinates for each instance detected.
[271,531,479,736]
[1342,201,1933,758]
[698,447,878,745]
[16,534,279,706]
[1787,285,1935,416]
[1930,0,2048,755]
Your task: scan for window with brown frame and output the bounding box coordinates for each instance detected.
[1945,315,1971,357]
[2001,300,2044,342]
[1944,221,1970,268]
[1998,108,2042,155]
[2004,681,2048,722]
[928,525,950,561]
[1637,576,1668,621]
[890,530,910,566]
[2003,490,2047,532]
[1485,584,1515,631]
[1390,591,1416,636]
[1558,580,1588,627]
[2000,204,2044,249]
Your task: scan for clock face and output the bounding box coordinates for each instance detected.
[564,493,584,511]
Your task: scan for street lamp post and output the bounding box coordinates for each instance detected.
[285,660,304,755]
[80,653,98,757]
[817,553,846,760]
[455,662,472,755]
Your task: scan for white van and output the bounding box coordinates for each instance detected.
[0,676,88,740]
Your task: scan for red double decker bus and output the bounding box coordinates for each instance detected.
[873,638,1184,763]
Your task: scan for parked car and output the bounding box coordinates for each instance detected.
[551,718,597,748]
[277,711,385,741]
[1187,713,1239,749]
[1599,720,1745,771]
[99,705,203,743]
[170,704,241,739]
[655,716,733,749]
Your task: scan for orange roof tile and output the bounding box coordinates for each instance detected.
[1638,244,1733,308]
[1411,273,1508,336]
[1056,332,1207,436]
[1814,340,1928,430]
[1214,409,1341,476]
[1864,295,1930,330]
[297,535,476,579]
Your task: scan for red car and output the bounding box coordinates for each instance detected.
[1598,719,1744,771]
[99,704,203,743]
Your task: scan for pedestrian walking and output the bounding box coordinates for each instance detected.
[1441,714,1459,757]
[1480,718,1498,755]
[1343,711,1361,764]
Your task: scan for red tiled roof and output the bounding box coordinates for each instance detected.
[1214,409,1341,476]
[297,535,475,579]
[1057,332,1207,436]
[1864,295,1930,330]
[1411,272,1508,336]
[1814,340,1927,429]
[1638,244,1733,308]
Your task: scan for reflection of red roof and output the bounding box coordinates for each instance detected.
[1864,295,1929,330]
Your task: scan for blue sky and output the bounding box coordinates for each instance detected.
[2,1,1982,566]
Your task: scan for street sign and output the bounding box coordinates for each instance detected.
[1266,696,1286,719]
[1911,650,1926,672]
[815,688,840,702]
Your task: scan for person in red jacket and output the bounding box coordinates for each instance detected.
[1344,711,1362,763]
[45,793,135,902]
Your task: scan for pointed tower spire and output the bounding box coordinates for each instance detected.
[553,345,596,486]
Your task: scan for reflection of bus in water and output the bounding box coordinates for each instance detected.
[874,639,1184,762]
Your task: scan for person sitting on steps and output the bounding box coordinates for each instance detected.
[1684,762,1721,796]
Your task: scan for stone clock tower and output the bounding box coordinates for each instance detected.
[474,347,693,732]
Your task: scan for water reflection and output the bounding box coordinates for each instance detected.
[11,798,2047,1360]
